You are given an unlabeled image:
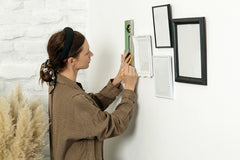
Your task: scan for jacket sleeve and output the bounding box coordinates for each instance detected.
[68,89,136,141]
[87,79,123,111]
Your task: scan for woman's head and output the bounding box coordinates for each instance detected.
[69,39,93,70]
[40,27,89,85]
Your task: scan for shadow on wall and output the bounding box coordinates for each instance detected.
[105,85,139,160]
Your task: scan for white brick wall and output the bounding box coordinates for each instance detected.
[0,0,88,159]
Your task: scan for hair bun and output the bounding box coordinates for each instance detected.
[40,59,56,85]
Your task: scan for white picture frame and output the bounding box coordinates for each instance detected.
[132,35,153,78]
[153,56,174,99]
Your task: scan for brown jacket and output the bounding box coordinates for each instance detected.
[48,74,136,160]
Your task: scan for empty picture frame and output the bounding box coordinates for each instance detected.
[173,17,207,85]
[153,56,174,99]
[152,4,173,48]
[132,35,153,77]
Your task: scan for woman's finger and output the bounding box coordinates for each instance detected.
[122,63,128,70]
[130,66,135,75]
[129,66,136,76]
[124,55,132,64]
[125,65,130,75]
[133,67,137,76]
[127,66,131,75]
[123,50,130,59]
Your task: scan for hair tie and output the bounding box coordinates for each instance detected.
[60,27,74,61]
[40,59,56,86]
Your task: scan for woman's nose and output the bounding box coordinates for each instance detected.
[90,51,94,57]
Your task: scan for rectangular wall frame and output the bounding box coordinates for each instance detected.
[153,56,174,99]
[172,17,207,85]
[152,4,173,48]
[132,35,153,77]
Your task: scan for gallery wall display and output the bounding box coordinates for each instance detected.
[152,4,173,48]
[123,4,208,99]
[153,56,174,99]
[172,17,207,85]
[132,35,153,77]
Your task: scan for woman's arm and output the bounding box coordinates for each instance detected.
[66,62,138,141]
[88,78,123,111]
[68,89,136,141]
[88,50,132,110]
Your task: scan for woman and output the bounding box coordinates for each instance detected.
[40,27,138,160]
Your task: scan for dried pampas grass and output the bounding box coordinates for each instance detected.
[0,84,48,160]
[0,97,15,159]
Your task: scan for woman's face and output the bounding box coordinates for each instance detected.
[74,39,94,70]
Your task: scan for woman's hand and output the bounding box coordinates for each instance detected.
[122,65,138,91]
[112,50,132,86]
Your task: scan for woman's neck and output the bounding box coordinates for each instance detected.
[59,69,78,82]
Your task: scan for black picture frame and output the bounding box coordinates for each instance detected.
[172,17,207,85]
[152,4,173,48]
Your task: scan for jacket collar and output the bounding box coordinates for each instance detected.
[56,74,84,91]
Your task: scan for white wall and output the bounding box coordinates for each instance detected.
[0,0,88,159]
[87,0,240,160]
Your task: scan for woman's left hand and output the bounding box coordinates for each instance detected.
[112,50,131,86]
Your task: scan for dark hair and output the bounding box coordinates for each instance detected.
[39,29,85,85]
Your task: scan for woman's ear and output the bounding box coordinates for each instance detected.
[67,57,75,65]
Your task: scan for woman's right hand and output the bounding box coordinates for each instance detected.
[122,65,138,91]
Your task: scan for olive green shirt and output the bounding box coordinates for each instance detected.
[48,74,136,160]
